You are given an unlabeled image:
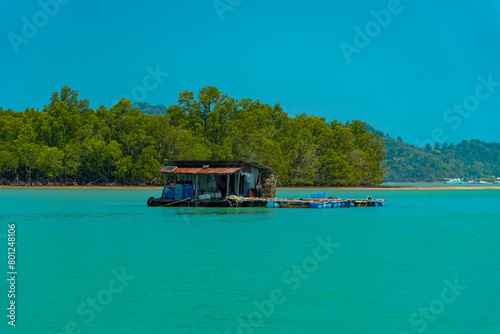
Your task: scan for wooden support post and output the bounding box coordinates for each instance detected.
[226,174,230,197]
[195,175,199,199]
[235,172,240,196]
[162,174,166,199]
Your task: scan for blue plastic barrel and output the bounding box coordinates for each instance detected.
[375,202,380,207]
[325,203,332,208]
[309,203,319,208]
[166,189,174,199]
[184,184,195,199]
[381,202,386,206]
[350,202,355,207]
[174,184,184,200]
[266,201,276,208]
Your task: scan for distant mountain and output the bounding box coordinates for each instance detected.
[131,102,167,115]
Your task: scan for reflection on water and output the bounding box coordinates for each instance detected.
[169,207,278,218]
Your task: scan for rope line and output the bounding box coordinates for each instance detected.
[159,197,191,207]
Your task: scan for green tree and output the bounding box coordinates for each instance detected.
[36,146,64,180]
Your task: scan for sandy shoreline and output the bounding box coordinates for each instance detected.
[0,185,499,190]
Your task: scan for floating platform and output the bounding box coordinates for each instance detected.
[147,194,386,208]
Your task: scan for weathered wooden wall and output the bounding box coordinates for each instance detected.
[261,173,277,198]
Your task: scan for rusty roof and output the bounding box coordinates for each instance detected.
[163,159,277,175]
[159,167,242,174]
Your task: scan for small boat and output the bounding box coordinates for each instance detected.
[444,178,465,184]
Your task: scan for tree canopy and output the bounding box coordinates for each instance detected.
[0,86,386,186]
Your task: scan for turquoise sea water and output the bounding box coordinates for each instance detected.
[1,188,499,334]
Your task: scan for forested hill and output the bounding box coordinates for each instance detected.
[382,135,500,182]
[0,86,385,186]
[1,87,496,186]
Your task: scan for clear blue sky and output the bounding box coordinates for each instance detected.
[1,0,499,146]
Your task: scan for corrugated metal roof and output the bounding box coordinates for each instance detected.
[163,159,277,175]
[159,167,242,174]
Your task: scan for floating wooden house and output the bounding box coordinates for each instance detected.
[146,159,387,208]
[147,159,278,207]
